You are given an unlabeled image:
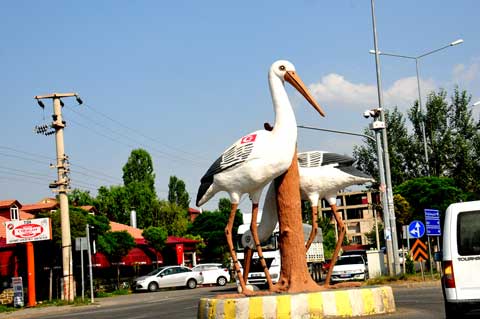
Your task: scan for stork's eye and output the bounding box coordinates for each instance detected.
[279,65,286,71]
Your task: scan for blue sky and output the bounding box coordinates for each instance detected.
[1,1,478,215]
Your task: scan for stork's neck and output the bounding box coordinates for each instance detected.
[268,71,297,141]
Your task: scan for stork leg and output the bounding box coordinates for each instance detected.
[242,247,252,283]
[305,205,318,251]
[324,204,346,286]
[225,203,252,295]
[250,203,274,290]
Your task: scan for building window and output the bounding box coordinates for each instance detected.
[351,235,362,244]
[10,205,19,220]
[346,208,363,220]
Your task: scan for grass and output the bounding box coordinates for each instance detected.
[0,289,132,313]
[364,272,441,286]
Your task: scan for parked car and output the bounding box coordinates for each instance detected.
[341,249,368,264]
[330,255,368,283]
[133,265,203,292]
[192,263,230,286]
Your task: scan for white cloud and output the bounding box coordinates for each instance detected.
[452,60,480,84]
[309,73,436,112]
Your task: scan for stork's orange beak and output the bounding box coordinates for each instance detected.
[284,70,325,117]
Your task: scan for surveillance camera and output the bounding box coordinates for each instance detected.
[363,111,371,118]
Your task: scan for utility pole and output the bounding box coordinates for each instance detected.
[34,93,83,302]
[370,0,401,275]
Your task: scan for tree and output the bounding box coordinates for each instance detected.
[68,189,96,206]
[448,87,479,194]
[125,181,158,229]
[97,230,136,289]
[121,149,158,228]
[394,176,466,226]
[142,226,168,267]
[168,175,190,209]
[353,107,414,186]
[354,88,480,199]
[96,185,131,224]
[157,200,190,236]
[188,198,242,263]
[365,223,384,249]
[122,148,156,191]
[393,194,413,227]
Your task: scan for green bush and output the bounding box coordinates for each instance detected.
[406,254,415,274]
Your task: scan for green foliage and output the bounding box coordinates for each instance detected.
[188,198,242,262]
[168,175,190,209]
[125,181,158,229]
[394,176,466,226]
[97,231,136,262]
[405,254,415,274]
[142,226,168,252]
[96,185,131,224]
[364,222,384,249]
[393,194,413,226]
[45,207,110,246]
[122,148,156,191]
[354,107,414,187]
[354,88,480,201]
[184,234,206,252]
[68,189,96,206]
[157,200,190,236]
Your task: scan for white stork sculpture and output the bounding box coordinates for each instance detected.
[241,150,374,285]
[196,61,324,293]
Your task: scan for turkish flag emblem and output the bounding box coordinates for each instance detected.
[240,134,257,144]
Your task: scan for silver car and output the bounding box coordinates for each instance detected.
[133,265,203,292]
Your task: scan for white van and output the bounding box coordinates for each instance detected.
[437,201,480,317]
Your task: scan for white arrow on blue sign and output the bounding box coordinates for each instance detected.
[408,220,425,238]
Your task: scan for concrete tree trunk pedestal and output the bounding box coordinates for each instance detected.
[198,285,395,318]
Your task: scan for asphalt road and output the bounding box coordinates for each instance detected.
[3,281,480,319]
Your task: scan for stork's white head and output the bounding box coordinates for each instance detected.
[270,60,296,81]
[270,60,325,117]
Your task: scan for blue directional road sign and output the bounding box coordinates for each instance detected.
[425,209,441,236]
[408,220,425,238]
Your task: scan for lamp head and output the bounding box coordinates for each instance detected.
[450,39,464,46]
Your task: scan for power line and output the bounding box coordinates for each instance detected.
[0,145,122,185]
[64,106,207,166]
[81,103,210,162]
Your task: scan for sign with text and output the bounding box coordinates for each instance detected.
[5,218,52,244]
[424,209,441,236]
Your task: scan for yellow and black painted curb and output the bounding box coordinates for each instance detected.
[198,285,395,318]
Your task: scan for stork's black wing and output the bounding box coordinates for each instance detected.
[196,141,255,206]
[298,151,354,168]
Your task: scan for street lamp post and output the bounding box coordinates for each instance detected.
[370,0,401,275]
[369,38,464,175]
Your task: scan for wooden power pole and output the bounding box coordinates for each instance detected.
[34,93,83,302]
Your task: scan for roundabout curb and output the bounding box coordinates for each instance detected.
[198,285,395,318]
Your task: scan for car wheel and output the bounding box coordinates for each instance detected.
[217,276,227,286]
[148,282,158,292]
[187,279,197,289]
[445,302,465,318]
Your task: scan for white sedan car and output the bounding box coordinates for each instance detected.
[192,263,231,286]
[133,265,203,292]
[330,255,369,283]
